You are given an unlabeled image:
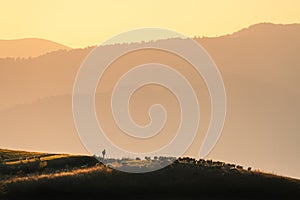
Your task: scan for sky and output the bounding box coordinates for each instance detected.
[0,0,299,48]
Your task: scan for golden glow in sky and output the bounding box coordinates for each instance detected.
[0,0,299,48]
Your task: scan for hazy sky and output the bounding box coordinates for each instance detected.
[0,0,299,48]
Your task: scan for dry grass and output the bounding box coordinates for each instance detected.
[2,165,111,184]
[1,149,299,199]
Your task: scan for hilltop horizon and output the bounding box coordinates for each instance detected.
[1,148,299,199]
[1,22,299,58]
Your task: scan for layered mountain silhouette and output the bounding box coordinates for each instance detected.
[0,38,71,58]
[0,23,299,179]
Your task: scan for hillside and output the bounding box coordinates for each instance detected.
[0,148,48,160]
[0,149,299,199]
[0,38,71,58]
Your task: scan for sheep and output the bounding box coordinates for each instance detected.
[236,165,243,170]
[206,160,212,165]
[230,164,236,168]
[145,156,151,161]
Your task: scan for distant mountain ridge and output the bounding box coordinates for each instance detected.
[0,38,71,58]
[230,22,300,37]
[1,23,299,58]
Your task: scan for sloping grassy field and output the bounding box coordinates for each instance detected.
[0,149,299,199]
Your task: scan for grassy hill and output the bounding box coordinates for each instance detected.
[0,149,299,199]
[0,148,48,160]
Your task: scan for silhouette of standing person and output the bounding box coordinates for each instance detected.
[102,149,106,159]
